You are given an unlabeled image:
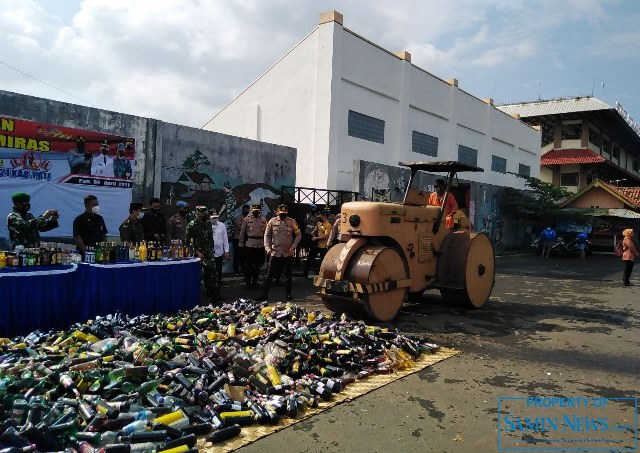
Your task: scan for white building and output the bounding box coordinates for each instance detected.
[203,11,541,195]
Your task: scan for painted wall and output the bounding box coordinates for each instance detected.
[159,122,296,240]
[354,159,524,248]
[204,17,541,194]
[0,90,297,254]
[0,90,152,201]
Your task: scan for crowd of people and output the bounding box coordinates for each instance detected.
[5,191,343,303]
[11,181,637,297]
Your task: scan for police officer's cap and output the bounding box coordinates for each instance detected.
[130,202,144,211]
[276,204,289,214]
[251,204,261,211]
[195,205,208,214]
[11,192,30,203]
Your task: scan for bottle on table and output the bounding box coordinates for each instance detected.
[139,241,147,261]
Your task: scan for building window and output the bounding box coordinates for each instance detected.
[491,155,507,173]
[458,145,478,166]
[518,164,530,177]
[561,122,582,140]
[541,124,554,147]
[348,110,385,144]
[612,146,620,160]
[588,128,601,148]
[560,172,579,187]
[412,131,438,157]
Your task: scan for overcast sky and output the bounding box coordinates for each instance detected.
[1,0,639,129]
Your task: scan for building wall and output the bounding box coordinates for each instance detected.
[202,27,327,188]
[0,90,297,247]
[566,187,624,209]
[0,90,153,201]
[332,26,541,191]
[204,15,541,193]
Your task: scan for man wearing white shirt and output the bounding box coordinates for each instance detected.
[210,210,229,299]
[92,140,115,177]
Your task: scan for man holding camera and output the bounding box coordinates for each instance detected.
[7,192,59,248]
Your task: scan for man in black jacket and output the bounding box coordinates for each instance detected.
[142,197,167,243]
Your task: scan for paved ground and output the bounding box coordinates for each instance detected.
[211,253,640,452]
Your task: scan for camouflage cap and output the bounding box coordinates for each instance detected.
[11,192,30,203]
[195,205,208,213]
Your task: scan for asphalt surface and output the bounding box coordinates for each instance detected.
[210,253,640,452]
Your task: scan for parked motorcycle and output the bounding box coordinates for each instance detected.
[531,235,591,257]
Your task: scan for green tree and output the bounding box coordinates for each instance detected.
[499,174,587,226]
[182,149,211,172]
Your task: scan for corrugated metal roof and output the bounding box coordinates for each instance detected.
[496,97,612,118]
[541,148,606,165]
[594,208,640,219]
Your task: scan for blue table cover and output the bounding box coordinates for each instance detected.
[0,264,78,337]
[0,259,201,337]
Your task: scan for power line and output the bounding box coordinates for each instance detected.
[0,59,97,107]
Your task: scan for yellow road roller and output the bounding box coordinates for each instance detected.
[313,161,495,321]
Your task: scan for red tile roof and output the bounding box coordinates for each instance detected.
[570,179,640,209]
[616,185,640,207]
[541,148,606,166]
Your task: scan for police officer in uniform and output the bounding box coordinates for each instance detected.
[7,192,59,248]
[239,204,267,289]
[186,206,218,300]
[167,200,193,243]
[233,204,250,275]
[119,202,145,243]
[260,204,301,301]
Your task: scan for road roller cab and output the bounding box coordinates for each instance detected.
[313,161,495,321]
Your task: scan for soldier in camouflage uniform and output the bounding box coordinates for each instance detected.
[260,204,301,301]
[239,203,267,289]
[7,192,59,248]
[186,205,218,300]
[119,202,145,243]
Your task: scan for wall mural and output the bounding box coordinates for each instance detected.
[357,159,507,246]
[358,160,433,202]
[161,147,295,241]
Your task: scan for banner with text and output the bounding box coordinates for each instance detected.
[0,116,136,240]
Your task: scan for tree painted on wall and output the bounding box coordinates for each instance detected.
[182,149,211,172]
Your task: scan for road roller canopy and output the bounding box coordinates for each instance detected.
[398,161,484,174]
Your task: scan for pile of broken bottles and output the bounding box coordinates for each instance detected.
[0,299,439,452]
